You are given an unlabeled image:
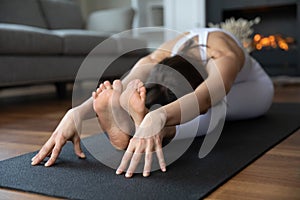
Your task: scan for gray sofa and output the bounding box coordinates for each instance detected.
[0,0,147,97]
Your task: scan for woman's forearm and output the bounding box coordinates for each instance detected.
[162,75,226,127]
[161,54,241,127]
[72,97,95,121]
[162,88,210,127]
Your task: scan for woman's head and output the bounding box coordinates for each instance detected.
[145,54,207,108]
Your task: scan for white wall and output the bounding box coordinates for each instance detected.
[164,0,206,32]
[131,0,163,28]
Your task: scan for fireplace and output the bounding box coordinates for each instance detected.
[206,0,300,76]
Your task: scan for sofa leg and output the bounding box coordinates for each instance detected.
[55,83,67,98]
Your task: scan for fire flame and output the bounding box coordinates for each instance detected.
[251,34,295,51]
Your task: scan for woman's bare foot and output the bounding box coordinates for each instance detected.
[121,80,177,139]
[120,79,148,126]
[92,80,133,150]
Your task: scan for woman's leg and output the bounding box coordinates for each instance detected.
[225,77,274,120]
[225,60,274,120]
[172,108,212,139]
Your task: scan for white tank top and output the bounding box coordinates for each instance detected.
[171,28,257,83]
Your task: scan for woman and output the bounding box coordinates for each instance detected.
[31,28,274,178]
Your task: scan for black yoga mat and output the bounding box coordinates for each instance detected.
[1,103,300,200]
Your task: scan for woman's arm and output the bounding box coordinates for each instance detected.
[163,31,245,126]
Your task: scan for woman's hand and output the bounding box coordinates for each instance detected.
[116,109,167,178]
[31,109,85,167]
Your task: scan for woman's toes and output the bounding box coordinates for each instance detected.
[137,80,144,90]
[99,83,105,91]
[113,80,123,93]
[92,91,97,99]
[104,81,112,89]
[96,87,102,94]
[139,87,146,102]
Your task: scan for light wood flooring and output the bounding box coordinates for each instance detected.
[0,83,299,200]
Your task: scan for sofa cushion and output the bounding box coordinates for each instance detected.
[0,0,47,28]
[0,24,62,54]
[87,7,135,34]
[111,36,148,53]
[52,30,113,55]
[40,0,84,29]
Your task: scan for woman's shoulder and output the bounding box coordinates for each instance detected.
[188,28,241,45]
[207,30,245,68]
[207,28,243,47]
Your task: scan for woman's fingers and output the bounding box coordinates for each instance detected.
[116,138,145,178]
[124,139,147,178]
[116,150,133,175]
[31,154,38,162]
[31,140,54,165]
[31,134,68,167]
[72,136,86,158]
[125,152,142,178]
[44,135,67,167]
[44,143,63,167]
[117,136,166,178]
[143,139,154,177]
[155,138,166,172]
[143,151,153,177]
[156,148,166,172]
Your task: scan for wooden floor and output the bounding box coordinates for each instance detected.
[0,84,299,200]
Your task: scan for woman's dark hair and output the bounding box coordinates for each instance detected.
[145,53,207,109]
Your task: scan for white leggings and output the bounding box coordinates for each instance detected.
[174,63,274,139]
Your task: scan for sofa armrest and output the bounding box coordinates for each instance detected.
[86,7,135,34]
